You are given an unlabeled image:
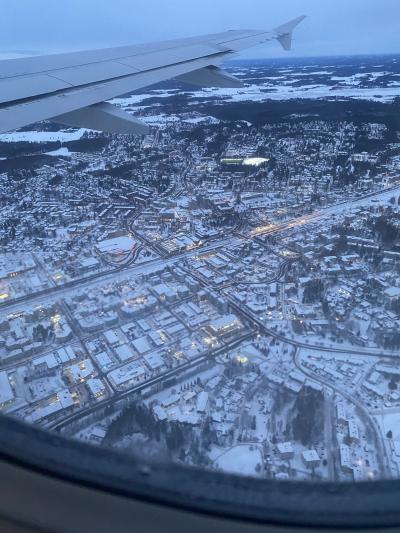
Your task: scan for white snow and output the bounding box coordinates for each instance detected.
[0,372,14,406]
[0,129,89,143]
[376,412,400,441]
[45,147,73,157]
[214,445,263,476]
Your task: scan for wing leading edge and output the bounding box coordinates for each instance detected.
[0,16,305,134]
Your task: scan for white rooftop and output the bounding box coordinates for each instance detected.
[96,236,136,255]
[0,371,14,406]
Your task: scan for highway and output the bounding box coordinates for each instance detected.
[2,182,399,317]
[0,236,240,315]
[248,184,400,237]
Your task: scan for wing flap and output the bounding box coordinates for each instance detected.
[53,102,149,135]
[0,74,71,105]
[176,66,244,88]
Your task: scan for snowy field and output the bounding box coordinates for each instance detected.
[376,411,400,441]
[110,56,400,108]
[187,84,400,104]
[213,445,263,477]
[45,147,74,157]
[0,129,89,143]
[112,84,400,111]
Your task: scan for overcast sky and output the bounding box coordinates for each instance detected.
[1,0,399,59]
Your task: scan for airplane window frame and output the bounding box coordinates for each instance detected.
[0,413,400,530]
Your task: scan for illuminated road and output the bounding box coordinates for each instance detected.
[0,236,242,316]
[248,185,400,238]
[2,183,399,316]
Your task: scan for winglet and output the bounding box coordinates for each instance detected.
[274,15,306,51]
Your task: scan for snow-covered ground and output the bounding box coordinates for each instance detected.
[188,84,400,104]
[376,411,400,441]
[0,129,89,143]
[112,85,400,110]
[45,147,74,157]
[213,444,263,477]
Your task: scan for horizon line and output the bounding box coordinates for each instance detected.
[227,52,400,62]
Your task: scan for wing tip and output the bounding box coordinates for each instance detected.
[274,15,307,51]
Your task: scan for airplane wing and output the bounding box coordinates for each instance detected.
[0,16,305,134]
